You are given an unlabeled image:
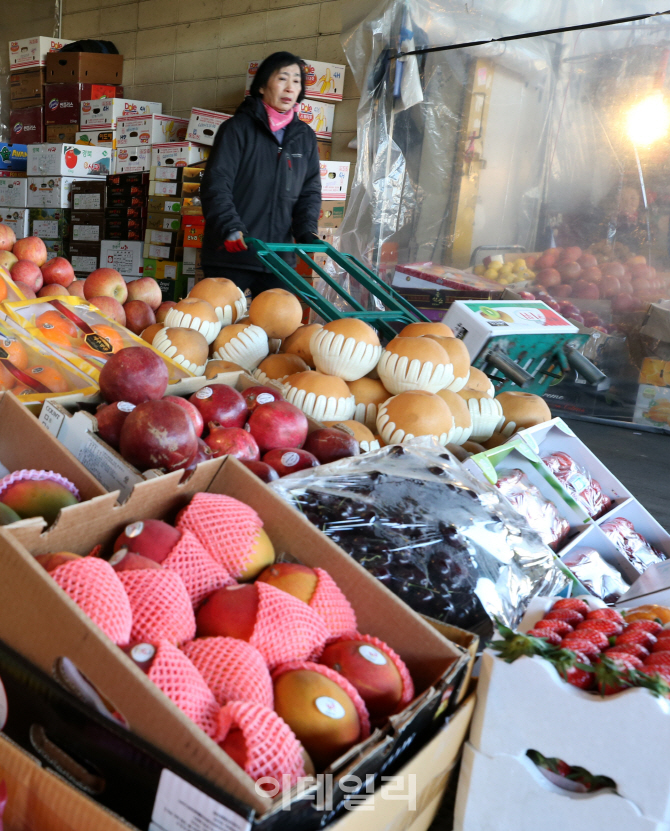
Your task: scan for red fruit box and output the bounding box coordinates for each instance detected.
[0,457,471,829]
[392,263,503,318]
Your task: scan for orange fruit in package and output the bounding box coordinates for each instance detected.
[0,364,16,391]
[36,310,79,348]
[0,280,8,304]
[0,337,29,371]
[79,324,125,357]
[28,364,69,393]
[625,605,670,625]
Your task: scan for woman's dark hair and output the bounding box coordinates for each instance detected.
[250,52,307,103]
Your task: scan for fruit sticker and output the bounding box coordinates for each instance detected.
[359,645,387,665]
[315,696,346,720]
[281,451,300,467]
[118,401,136,413]
[195,387,213,399]
[256,393,274,405]
[131,643,155,663]
[125,521,144,537]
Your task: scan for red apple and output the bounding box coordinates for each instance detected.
[612,292,637,313]
[525,254,537,269]
[534,253,557,270]
[577,253,597,269]
[303,427,360,464]
[601,277,621,298]
[557,301,580,318]
[632,277,651,294]
[68,279,86,298]
[96,401,136,449]
[534,268,560,287]
[13,236,47,266]
[38,284,69,297]
[11,260,43,292]
[156,301,177,324]
[113,518,181,562]
[241,460,280,483]
[119,399,198,472]
[124,299,156,335]
[557,261,581,282]
[89,295,126,326]
[517,291,536,300]
[14,281,36,299]
[0,251,18,271]
[569,313,584,324]
[563,246,582,261]
[574,280,600,299]
[550,283,572,297]
[632,264,653,282]
[127,277,162,311]
[84,268,128,304]
[601,262,625,280]
[247,400,308,454]
[0,224,16,252]
[242,385,284,412]
[262,447,319,476]
[41,257,74,288]
[188,384,248,428]
[163,396,204,437]
[205,424,260,461]
[581,266,602,284]
[99,346,169,404]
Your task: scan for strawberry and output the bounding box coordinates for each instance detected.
[559,638,601,660]
[652,641,670,654]
[652,631,670,646]
[551,649,594,690]
[625,620,663,637]
[490,620,554,663]
[563,629,609,651]
[577,618,623,637]
[527,628,562,647]
[535,619,574,637]
[643,652,670,669]
[545,609,584,626]
[587,608,624,624]
[604,643,650,660]
[551,598,590,616]
[635,667,670,697]
[616,629,657,650]
[594,654,642,695]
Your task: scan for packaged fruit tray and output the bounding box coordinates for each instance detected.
[0,458,469,829]
[3,296,194,383]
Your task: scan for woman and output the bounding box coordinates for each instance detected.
[201,52,322,296]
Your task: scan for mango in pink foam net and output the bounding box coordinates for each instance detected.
[176,493,270,580]
[162,529,236,608]
[125,640,219,736]
[181,637,273,709]
[50,557,132,646]
[118,569,196,645]
[214,701,306,791]
[308,567,357,638]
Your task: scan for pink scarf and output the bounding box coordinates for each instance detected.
[263,101,298,132]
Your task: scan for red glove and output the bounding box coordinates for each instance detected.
[224,232,247,253]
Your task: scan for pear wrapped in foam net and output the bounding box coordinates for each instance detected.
[310,320,382,382]
[377,337,454,395]
[211,324,269,372]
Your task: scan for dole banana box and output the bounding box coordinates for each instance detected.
[246,59,344,101]
[80,99,162,130]
[8,37,73,71]
[298,99,335,140]
[117,114,189,147]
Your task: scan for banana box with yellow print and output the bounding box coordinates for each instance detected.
[298,98,335,140]
[245,59,345,102]
[116,114,189,147]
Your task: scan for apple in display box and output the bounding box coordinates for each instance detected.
[0,225,16,251]
[13,236,47,267]
[84,267,128,304]
[127,277,162,311]
[89,296,126,326]
[10,260,43,292]
[41,257,74,288]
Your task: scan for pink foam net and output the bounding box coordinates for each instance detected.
[272,660,371,741]
[51,557,132,645]
[163,529,236,608]
[176,493,263,578]
[250,582,329,669]
[215,701,305,791]
[0,469,80,500]
[147,640,219,736]
[118,569,196,645]
[181,637,273,709]
[309,568,357,638]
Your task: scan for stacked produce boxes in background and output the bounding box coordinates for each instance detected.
[68,180,107,276]
[99,173,148,278]
[0,142,29,239]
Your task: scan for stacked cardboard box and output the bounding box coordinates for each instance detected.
[68,179,107,275]
[0,142,29,239]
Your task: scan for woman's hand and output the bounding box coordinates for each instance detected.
[224,231,248,253]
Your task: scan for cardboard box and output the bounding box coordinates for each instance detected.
[145,227,183,246]
[11,95,44,111]
[320,160,350,200]
[107,171,150,189]
[69,241,100,273]
[44,238,70,260]
[117,113,189,146]
[106,192,146,209]
[45,83,118,125]
[152,142,208,168]
[182,246,201,276]
[80,99,162,130]
[29,207,70,239]
[0,143,29,171]
[0,177,28,208]
[317,140,332,161]
[45,51,123,85]
[299,99,335,140]
[28,143,111,177]
[320,200,345,227]
[10,106,44,145]
[183,222,204,248]
[186,107,231,146]
[106,225,143,242]
[146,211,181,231]
[9,68,45,102]
[46,124,79,144]
[106,206,145,221]
[9,37,73,71]
[149,179,181,197]
[71,178,107,211]
[111,146,152,174]
[246,59,345,102]
[147,194,182,213]
[143,258,186,300]
[0,208,29,239]
[0,456,468,827]
[27,176,97,209]
[70,211,105,242]
[143,242,183,260]
[99,239,144,276]
[75,128,117,148]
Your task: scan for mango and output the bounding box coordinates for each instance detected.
[0,479,79,525]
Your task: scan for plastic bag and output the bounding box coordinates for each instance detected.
[561,547,630,604]
[542,452,612,519]
[496,469,571,551]
[601,517,667,573]
[272,440,566,633]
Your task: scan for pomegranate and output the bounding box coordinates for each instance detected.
[242,460,280,483]
[303,427,360,464]
[164,396,204,437]
[189,384,248,428]
[262,447,320,477]
[96,401,135,450]
[119,399,198,472]
[205,424,260,461]
[247,400,309,454]
[242,385,283,412]
[99,346,169,404]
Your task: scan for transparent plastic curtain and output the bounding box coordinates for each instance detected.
[0,0,60,142]
[338,0,670,275]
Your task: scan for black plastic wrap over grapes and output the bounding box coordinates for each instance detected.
[272,441,566,635]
